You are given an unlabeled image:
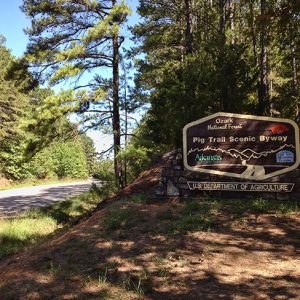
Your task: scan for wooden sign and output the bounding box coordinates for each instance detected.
[183,112,300,180]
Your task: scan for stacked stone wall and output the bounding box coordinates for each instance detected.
[155,149,300,200]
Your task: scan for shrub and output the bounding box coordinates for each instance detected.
[118,146,151,182]
[28,140,88,179]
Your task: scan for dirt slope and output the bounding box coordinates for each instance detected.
[0,165,299,300]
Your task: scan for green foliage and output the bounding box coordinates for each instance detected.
[118,145,151,182]
[1,131,90,180]
[120,118,170,177]
[27,148,56,179]
[103,206,133,231]
[130,194,145,203]
[157,200,219,234]
[92,160,115,183]
[221,198,299,215]
[102,200,146,233]
[22,1,133,188]
[132,0,300,149]
[28,140,89,179]
[0,39,32,173]
[91,159,117,195]
[1,140,32,180]
[80,134,97,175]
[22,0,131,129]
[53,141,88,178]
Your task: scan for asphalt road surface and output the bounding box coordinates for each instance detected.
[0,181,92,216]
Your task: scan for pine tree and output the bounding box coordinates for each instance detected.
[22,0,131,188]
[132,0,257,148]
[0,37,33,174]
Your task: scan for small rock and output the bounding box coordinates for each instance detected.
[174,165,182,170]
[155,183,165,197]
[167,180,180,196]
[178,177,187,184]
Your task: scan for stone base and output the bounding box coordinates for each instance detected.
[155,149,300,200]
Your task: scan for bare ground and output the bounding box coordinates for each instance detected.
[0,167,299,300]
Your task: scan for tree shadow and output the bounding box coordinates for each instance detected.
[0,197,299,299]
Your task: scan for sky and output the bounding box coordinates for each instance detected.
[0,0,141,155]
[0,0,29,57]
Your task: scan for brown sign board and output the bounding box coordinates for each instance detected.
[183,113,300,180]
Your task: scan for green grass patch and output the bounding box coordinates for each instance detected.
[172,200,219,233]
[35,188,102,225]
[130,194,146,203]
[157,197,299,235]
[103,207,133,231]
[0,178,87,191]
[218,198,299,215]
[102,198,148,233]
[0,186,110,260]
[0,217,57,259]
[103,203,137,232]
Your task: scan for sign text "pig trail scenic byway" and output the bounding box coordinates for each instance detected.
[183,112,300,192]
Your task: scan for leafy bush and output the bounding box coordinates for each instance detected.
[52,141,88,178]
[27,147,57,179]
[28,140,88,179]
[1,141,33,180]
[118,145,151,182]
[92,160,115,182]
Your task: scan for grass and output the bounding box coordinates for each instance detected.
[0,191,299,299]
[155,197,299,235]
[160,199,220,234]
[0,217,57,259]
[218,197,299,215]
[121,276,144,296]
[81,274,143,300]
[98,267,108,284]
[81,263,146,299]
[0,185,111,260]
[3,194,293,261]
[103,205,133,231]
[101,195,300,238]
[102,196,148,232]
[0,177,87,191]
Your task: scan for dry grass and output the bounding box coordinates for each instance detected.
[0,166,299,299]
[0,193,299,299]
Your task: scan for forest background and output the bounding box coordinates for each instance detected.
[0,0,299,189]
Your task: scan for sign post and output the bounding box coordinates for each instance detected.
[183,112,300,192]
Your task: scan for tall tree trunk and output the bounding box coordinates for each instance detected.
[258,0,268,115]
[219,0,228,111]
[184,0,193,55]
[229,0,235,45]
[219,0,226,49]
[112,0,123,189]
[203,0,210,43]
[124,64,128,186]
[179,2,185,62]
[249,0,258,66]
[291,44,299,122]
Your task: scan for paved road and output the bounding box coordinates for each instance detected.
[0,181,92,216]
